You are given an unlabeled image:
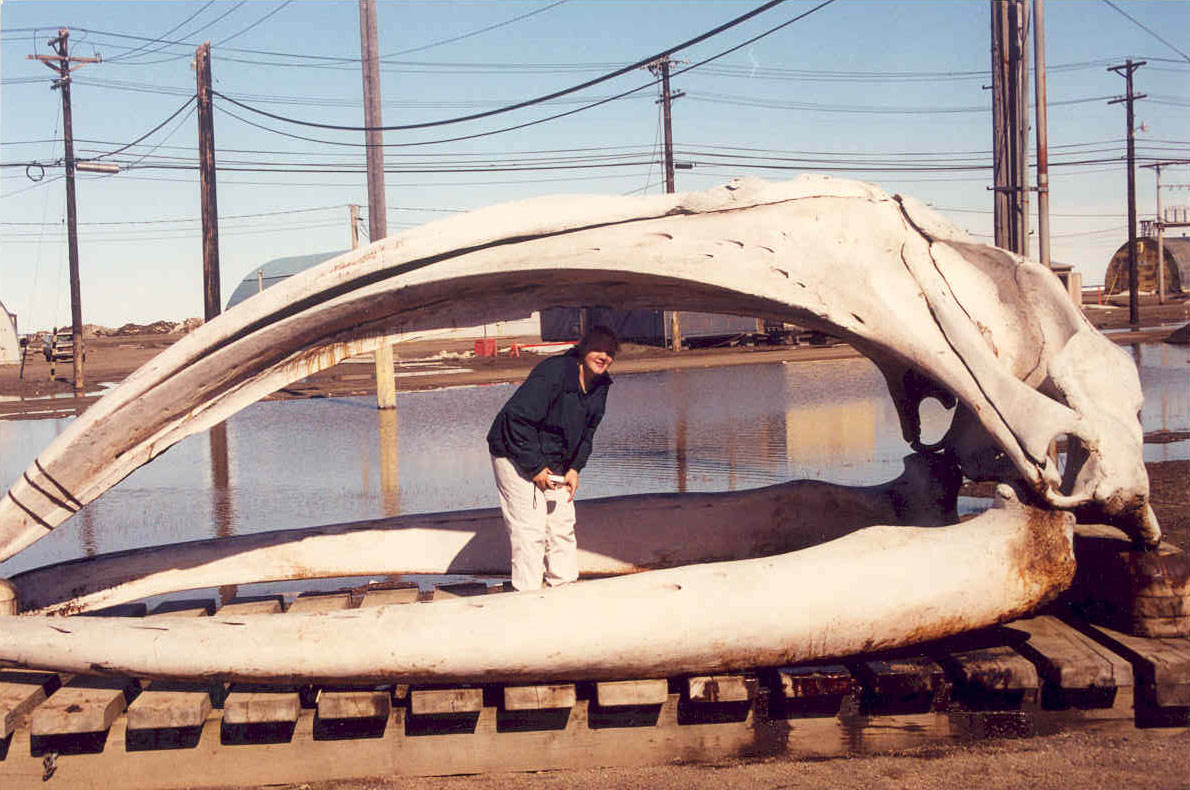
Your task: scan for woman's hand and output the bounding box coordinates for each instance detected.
[532,467,555,492]
[562,469,579,501]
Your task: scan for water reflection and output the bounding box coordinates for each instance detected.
[0,344,1186,578]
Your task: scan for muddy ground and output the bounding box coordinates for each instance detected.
[3,296,1189,789]
[272,730,1190,790]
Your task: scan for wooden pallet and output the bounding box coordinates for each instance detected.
[0,588,1186,789]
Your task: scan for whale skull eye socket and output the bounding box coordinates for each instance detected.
[917,396,957,448]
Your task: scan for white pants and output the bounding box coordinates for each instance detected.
[491,455,578,591]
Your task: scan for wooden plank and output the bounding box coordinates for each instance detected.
[409,687,483,715]
[0,669,60,739]
[430,582,490,600]
[687,674,755,703]
[503,684,576,711]
[316,688,391,720]
[359,586,420,607]
[146,598,215,617]
[773,664,856,718]
[127,601,218,731]
[776,664,854,699]
[854,656,950,714]
[218,595,299,725]
[940,644,1039,712]
[1005,615,1133,711]
[287,592,352,614]
[82,602,148,618]
[1084,623,1190,708]
[30,676,139,736]
[215,596,284,616]
[126,682,213,730]
[943,646,1039,692]
[595,679,669,707]
[222,686,301,726]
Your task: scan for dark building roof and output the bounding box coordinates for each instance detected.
[225,250,348,310]
[1104,236,1190,295]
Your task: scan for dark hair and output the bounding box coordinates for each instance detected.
[574,325,619,358]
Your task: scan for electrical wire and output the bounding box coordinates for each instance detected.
[208,0,812,132]
[212,1,838,150]
[79,95,197,162]
[380,0,569,59]
[104,2,213,63]
[111,2,248,65]
[213,1,292,48]
[1102,0,1190,63]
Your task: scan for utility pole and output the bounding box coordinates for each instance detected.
[1032,0,1050,269]
[1108,59,1146,326]
[1154,163,1164,305]
[358,0,395,409]
[28,30,99,391]
[990,0,1029,255]
[195,42,221,322]
[1143,160,1190,306]
[349,203,361,250]
[649,56,685,352]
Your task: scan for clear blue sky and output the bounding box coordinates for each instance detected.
[2,1,1188,331]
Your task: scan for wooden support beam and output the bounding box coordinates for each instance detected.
[287,592,352,614]
[127,601,218,731]
[359,585,420,607]
[409,687,483,716]
[853,657,950,714]
[220,596,299,725]
[0,670,61,738]
[503,684,576,711]
[1005,615,1133,711]
[1084,623,1190,708]
[686,674,755,704]
[595,679,668,707]
[430,582,490,600]
[30,676,140,736]
[316,687,391,721]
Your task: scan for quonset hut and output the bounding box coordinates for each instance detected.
[1103,236,1190,295]
[227,251,538,338]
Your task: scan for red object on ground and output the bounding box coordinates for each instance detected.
[474,338,497,357]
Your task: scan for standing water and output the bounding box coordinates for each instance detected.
[1,344,1187,579]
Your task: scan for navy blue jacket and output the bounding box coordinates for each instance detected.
[487,352,612,479]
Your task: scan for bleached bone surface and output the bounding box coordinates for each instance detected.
[0,176,1157,566]
[13,455,959,615]
[0,497,1075,683]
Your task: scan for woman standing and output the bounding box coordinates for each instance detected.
[487,326,618,591]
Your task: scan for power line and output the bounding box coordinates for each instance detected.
[211,0,838,150]
[1102,0,1190,63]
[81,95,197,162]
[208,0,812,132]
[111,2,248,65]
[379,0,569,58]
[213,1,292,48]
[103,2,213,63]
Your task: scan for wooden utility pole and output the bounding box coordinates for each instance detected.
[1142,160,1190,306]
[28,29,98,391]
[1154,163,1164,305]
[349,203,361,250]
[358,0,396,409]
[650,56,684,352]
[1032,0,1050,269]
[990,0,1029,255]
[196,42,221,322]
[1108,59,1146,326]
